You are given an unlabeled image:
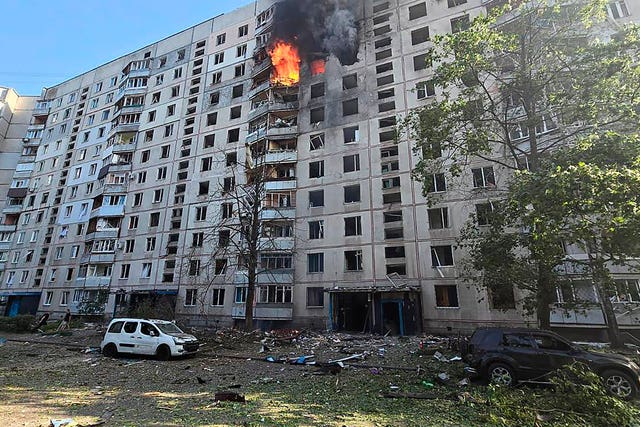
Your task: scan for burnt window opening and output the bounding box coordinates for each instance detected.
[309,190,324,207]
[428,207,450,229]
[307,287,325,307]
[342,74,358,90]
[210,91,220,105]
[310,107,325,124]
[311,83,325,99]
[373,13,391,25]
[218,230,230,247]
[343,126,359,143]
[310,133,325,150]
[223,177,235,193]
[343,99,359,116]
[379,130,395,142]
[411,26,430,45]
[221,203,233,219]
[344,184,361,203]
[374,25,391,36]
[344,216,362,236]
[215,259,228,275]
[409,3,427,20]
[379,101,395,112]
[207,112,218,126]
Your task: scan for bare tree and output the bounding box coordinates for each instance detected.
[180,146,298,331]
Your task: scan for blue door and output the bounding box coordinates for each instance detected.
[8,299,20,317]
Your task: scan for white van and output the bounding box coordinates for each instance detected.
[100,318,199,360]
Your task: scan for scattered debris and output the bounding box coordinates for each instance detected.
[433,351,463,363]
[382,392,440,400]
[214,391,246,403]
[435,372,450,384]
[457,378,470,387]
[196,376,207,384]
[50,420,75,427]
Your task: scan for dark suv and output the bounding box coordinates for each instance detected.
[462,327,640,399]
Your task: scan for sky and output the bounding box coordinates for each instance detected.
[0,0,254,96]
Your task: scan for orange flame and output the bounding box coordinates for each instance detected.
[310,59,326,76]
[268,40,301,86]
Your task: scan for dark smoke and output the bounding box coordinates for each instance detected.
[271,0,360,66]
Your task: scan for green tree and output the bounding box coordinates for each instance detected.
[405,0,640,330]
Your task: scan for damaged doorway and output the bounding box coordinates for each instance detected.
[329,289,422,336]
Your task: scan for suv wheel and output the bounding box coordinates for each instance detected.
[102,343,118,358]
[156,344,171,361]
[488,362,516,386]
[603,370,638,400]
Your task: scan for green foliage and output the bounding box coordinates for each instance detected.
[0,315,35,332]
[483,363,640,426]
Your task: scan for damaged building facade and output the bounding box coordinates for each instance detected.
[0,0,639,336]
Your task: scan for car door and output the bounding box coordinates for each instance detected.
[531,332,576,377]
[501,333,548,380]
[138,321,161,355]
[117,321,139,354]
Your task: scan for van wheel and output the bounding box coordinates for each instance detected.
[102,343,118,358]
[156,345,171,361]
[488,362,516,386]
[603,370,638,400]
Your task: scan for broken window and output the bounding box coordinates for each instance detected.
[472,167,496,188]
[431,245,454,267]
[384,211,403,223]
[385,246,405,258]
[475,202,494,226]
[344,184,361,203]
[307,287,324,307]
[343,126,359,143]
[310,107,324,124]
[344,216,362,236]
[343,154,360,173]
[417,80,435,99]
[425,173,446,193]
[428,207,449,229]
[227,128,240,143]
[230,106,242,120]
[451,14,470,33]
[207,113,217,126]
[308,220,324,239]
[311,83,325,99]
[342,99,359,116]
[435,285,459,307]
[215,259,228,275]
[342,74,357,89]
[309,190,324,207]
[309,160,324,178]
[310,133,325,150]
[411,26,430,45]
[232,84,244,98]
[383,192,401,204]
[382,177,401,189]
[413,53,432,71]
[345,250,363,271]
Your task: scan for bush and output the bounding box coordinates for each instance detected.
[479,363,640,426]
[0,315,36,333]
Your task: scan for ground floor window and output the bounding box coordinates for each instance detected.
[435,285,458,307]
[185,289,197,306]
[306,287,324,307]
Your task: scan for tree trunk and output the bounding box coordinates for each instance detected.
[592,269,624,348]
[244,266,256,332]
[536,264,553,329]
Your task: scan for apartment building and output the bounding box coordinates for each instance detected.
[0,0,638,335]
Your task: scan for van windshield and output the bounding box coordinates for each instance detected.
[155,322,183,334]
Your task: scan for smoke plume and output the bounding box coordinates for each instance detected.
[271,0,360,66]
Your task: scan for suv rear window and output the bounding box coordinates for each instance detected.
[108,321,124,333]
[123,321,138,334]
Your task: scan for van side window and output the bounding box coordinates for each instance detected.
[140,322,158,336]
[504,333,535,347]
[108,321,124,333]
[123,321,138,333]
